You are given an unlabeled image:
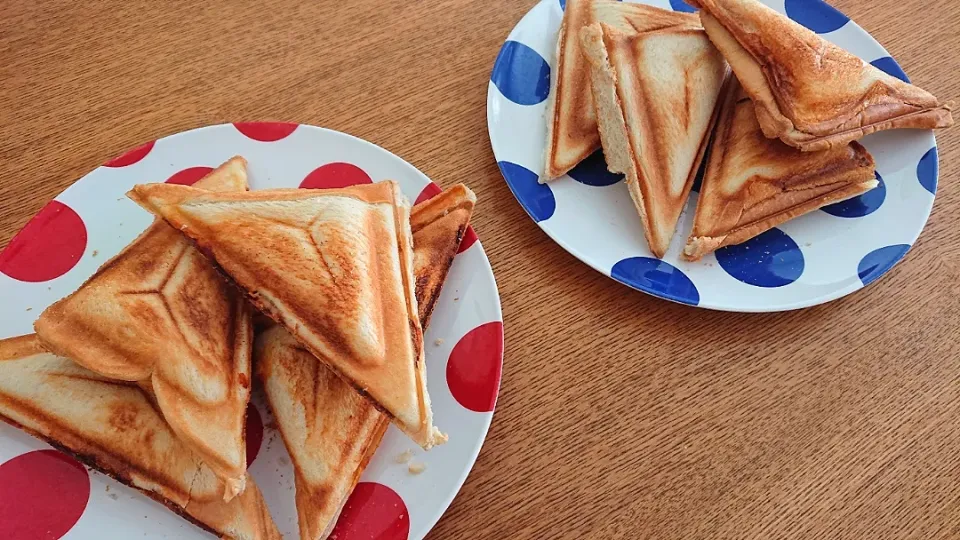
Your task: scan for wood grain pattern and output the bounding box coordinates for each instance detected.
[1,0,958,538]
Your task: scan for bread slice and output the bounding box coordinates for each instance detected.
[34,157,253,500]
[410,183,476,329]
[542,0,699,181]
[684,79,878,260]
[126,181,445,450]
[256,326,386,540]
[688,0,953,151]
[580,23,728,258]
[255,183,475,538]
[0,334,280,540]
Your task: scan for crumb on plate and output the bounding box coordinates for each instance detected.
[395,449,413,464]
[434,338,444,346]
[408,461,426,475]
[92,250,99,257]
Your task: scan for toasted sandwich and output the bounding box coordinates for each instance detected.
[688,0,953,151]
[410,183,477,329]
[126,181,446,450]
[255,183,475,539]
[542,0,699,181]
[0,334,280,540]
[34,157,253,500]
[684,79,878,260]
[580,22,729,258]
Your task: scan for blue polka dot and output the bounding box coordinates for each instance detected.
[821,171,885,218]
[716,228,804,288]
[491,41,551,106]
[611,257,700,305]
[670,0,696,12]
[858,244,910,286]
[568,149,623,186]
[870,56,910,83]
[497,161,556,222]
[917,147,938,195]
[784,0,849,33]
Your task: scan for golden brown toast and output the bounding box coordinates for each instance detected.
[684,79,878,260]
[34,157,253,500]
[256,326,387,540]
[0,334,280,540]
[542,0,699,181]
[126,181,445,450]
[580,23,728,258]
[688,0,953,151]
[254,183,476,539]
[410,183,476,329]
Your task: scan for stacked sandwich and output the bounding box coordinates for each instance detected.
[543,0,953,260]
[0,156,477,539]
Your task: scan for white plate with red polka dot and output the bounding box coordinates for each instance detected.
[0,122,503,540]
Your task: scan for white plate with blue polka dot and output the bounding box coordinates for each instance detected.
[486,0,941,312]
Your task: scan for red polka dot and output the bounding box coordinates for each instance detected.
[414,182,443,206]
[329,482,409,540]
[446,322,504,413]
[0,201,87,283]
[457,226,479,254]
[165,166,214,186]
[103,141,154,167]
[233,122,299,142]
[245,403,264,467]
[300,163,372,189]
[0,450,90,539]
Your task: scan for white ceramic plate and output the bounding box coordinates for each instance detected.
[0,123,503,540]
[487,0,941,312]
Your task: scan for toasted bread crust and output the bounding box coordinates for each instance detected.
[690,0,953,150]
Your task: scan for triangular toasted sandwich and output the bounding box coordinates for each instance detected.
[688,0,953,151]
[127,181,445,450]
[0,334,280,540]
[34,157,253,500]
[684,79,878,260]
[580,22,729,258]
[256,326,386,540]
[256,183,475,539]
[542,0,699,181]
[410,183,477,329]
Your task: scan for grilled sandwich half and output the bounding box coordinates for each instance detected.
[127,181,446,450]
[35,157,253,500]
[0,334,280,540]
[255,183,475,540]
[580,22,729,257]
[688,0,953,151]
[542,0,699,181]
[684,78,878,260]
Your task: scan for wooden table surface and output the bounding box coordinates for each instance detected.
[2,0,959,538]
